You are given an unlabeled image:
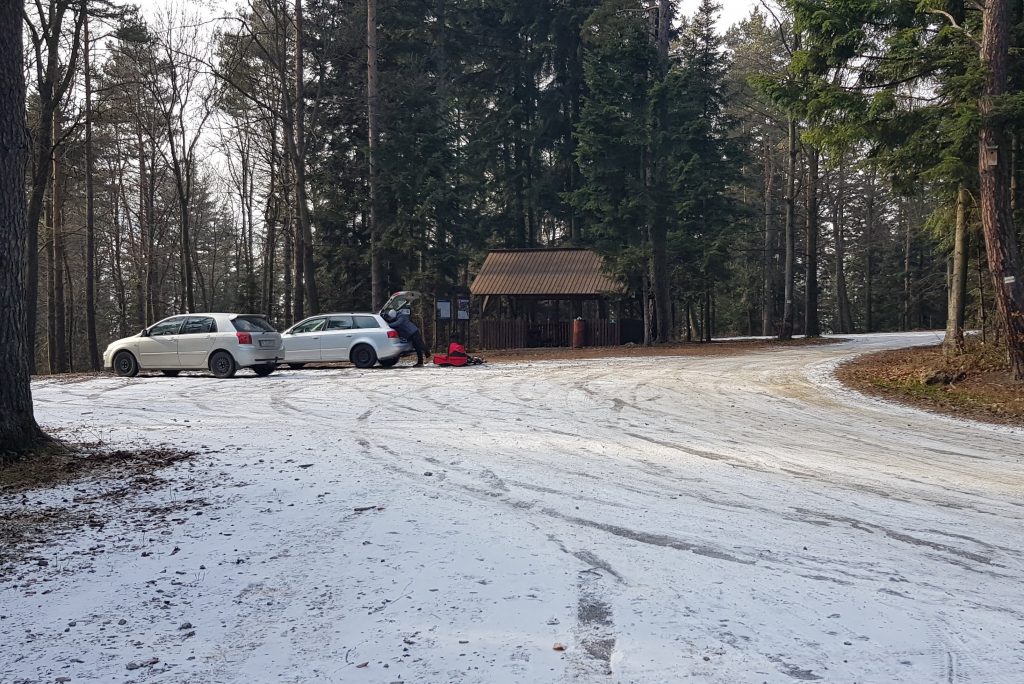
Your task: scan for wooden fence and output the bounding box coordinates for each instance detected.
[585,320,620,347]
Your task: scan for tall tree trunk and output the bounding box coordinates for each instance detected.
[833,157,854,333]
[864,166,878,332]
[109,178,127,333]
[944,186,970,355]
[978,0,1024,380]
[83,7,99,370]
[63,248,74,371]
[651,220,670,342]
[45,191,56,372]
[902,201,913,331]
[651,4,672,343]
[26,8,58,376]
[262,130,279,319]
[643,138,659,345]
[780,116,797,340]
[26,118,52,373]
[648,0,672,343]
[367,0,385,309]
[293,0,317,314]
[642,274,652,346]
[804,146,820,337]
[176,177,194,312]
[977,239,988,341]
[684,299,693,342]
[761,130,775,336]
[51,111,67,373]
[283,201,294,325]
[167,121,196,313]
[136,131,149,327]
[292,179,304,322]
[702,287,712,342]
[1,0,48,458]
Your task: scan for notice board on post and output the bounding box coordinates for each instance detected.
[437,299,452,320]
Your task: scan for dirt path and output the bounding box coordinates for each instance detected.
[4,331,1023,683]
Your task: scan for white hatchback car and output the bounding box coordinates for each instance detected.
[282,313,414,368]
[103,313,284,378]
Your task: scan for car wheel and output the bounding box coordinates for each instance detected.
[209,351,237,379]
[113,351,139,378]
[160,370,181,377]
[287,363,306,370]
[350,344,377,369]
[252,363,276,377]
[378,357,399,368]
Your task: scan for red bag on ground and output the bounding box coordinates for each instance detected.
[433,341,470,366]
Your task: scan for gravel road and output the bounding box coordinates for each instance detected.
[4,331,1023,683]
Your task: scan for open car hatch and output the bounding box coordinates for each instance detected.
[379,291,422,316]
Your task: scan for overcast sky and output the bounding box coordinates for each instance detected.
[682,0,761,29]
[138,0,765,32]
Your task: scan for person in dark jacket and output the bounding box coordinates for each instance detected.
[387,309,430,366]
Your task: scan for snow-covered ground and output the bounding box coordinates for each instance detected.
[4,332,1024,683]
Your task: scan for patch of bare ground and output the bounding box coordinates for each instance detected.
[479,336,840,364]
[0,438,199,573]
[837,342,1024,427]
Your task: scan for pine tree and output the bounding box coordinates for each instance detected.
[665,0,744,338]
[572,0,658,302]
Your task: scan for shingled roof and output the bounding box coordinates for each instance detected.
[469,248,621,297]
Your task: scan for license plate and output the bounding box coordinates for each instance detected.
[259,339,276,348]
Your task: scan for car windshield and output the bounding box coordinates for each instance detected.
[232,316,276,332]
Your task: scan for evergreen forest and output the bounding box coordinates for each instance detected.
[14,0,1024,376]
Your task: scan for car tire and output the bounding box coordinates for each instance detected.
[252,363,276,377]
[378,357,399,368]
[287,363,306,370]
[160,370,181,377]
[209,351,237,379]
[350,344,377,369]
[113,351,139,378]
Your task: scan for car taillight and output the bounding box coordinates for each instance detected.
[236,332,253,345]
[387,329,399,339]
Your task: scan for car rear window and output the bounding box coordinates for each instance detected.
[353,315,380,329]
[232,316,276,332]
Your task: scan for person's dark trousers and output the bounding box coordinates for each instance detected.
[409,331,429,365]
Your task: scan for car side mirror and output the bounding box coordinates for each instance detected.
[140,328,150,337]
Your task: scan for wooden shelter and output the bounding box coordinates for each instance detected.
[470,248,639,348]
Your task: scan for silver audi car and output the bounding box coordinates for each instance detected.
[103,313,284,378]
[281,312,414,368]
